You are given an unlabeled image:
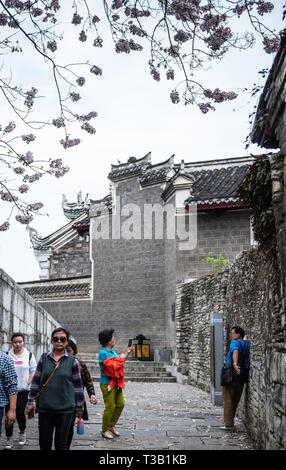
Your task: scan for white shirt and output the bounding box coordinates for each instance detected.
[8,347,37,391]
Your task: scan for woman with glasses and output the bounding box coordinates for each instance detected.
[26,328,84,450]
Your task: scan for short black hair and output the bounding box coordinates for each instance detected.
[98,329,115,347]
[51,327,70,341]
[11,333,24,342]
[231,325,245,338]
[67,339,78,355]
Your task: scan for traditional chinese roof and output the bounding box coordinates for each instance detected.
[18,276,91,300]
[108,152,152,181]
[251,29,286,149]
[139,155,176,186]
[184,163,252,207]
[27,211,89,252]
[29,155,253,254]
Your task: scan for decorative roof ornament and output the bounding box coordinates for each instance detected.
[27,225,40,247]
[62,191,90,220]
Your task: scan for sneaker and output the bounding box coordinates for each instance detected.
[110,426,120,436]
[5,438,13,449]
[101,430,114,439]
[18,433,26,445]
[220,425,235,431]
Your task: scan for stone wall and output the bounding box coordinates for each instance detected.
[175,249,286,450]
[0,268,61,359]
[176,209,251,282]
[49,232,91,279]
[37,298,93,351]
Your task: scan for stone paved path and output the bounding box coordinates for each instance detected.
[0,381,252,451]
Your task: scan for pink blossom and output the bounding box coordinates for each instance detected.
[70,92,81,102]
[263,36,280,54]
[19,184,30,193]
[205,26,232,51]
[170,90,180,104]
[76,77,86,86]
[79,30,87,42]
[81,122,96,134]
[0,221,9,231]
[28,202,44,211]
[47,40,57,52]
[13,167,25,175]
[90,65,103,75]
[71,13,82,25]
[1,191,18,202]
[256,1,274,16]
[15,214,33,224]
[19,151,34,165]
[60,137,81,149]
[4,122,16,133]
[21,133,36,144]
[166,69,175,80]
[52,117,65,128]
[198,102,214,114]
[174,29,192,43]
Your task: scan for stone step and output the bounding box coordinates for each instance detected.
[81,363,170,371]
[78,356,177,383]
[77,354,176,383]
[92,376,177,383]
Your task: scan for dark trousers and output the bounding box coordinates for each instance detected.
[67,413,76,450]
[38,412,74,450]
[222,381,244,427]
[5,390,29,437]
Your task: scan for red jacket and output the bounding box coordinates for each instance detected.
[102,356,125,391]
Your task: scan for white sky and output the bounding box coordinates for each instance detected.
[0,2,285,282]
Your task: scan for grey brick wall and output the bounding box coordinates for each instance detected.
[49,233,91,279]
[37,299,93,351]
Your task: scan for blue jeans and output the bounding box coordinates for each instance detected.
[0,407,4,435]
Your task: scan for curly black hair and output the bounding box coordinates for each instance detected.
[98,329,115,347]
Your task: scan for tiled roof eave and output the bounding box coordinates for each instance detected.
[186,199,246,210]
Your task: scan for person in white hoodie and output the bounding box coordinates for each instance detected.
[5,333,37,449]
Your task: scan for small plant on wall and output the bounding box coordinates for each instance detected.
[237,154,276,254]
[202,252,229,284]
[202,252,229,271]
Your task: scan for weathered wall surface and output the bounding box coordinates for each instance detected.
[49,232,91,279]
[176,209,251,283]
[37,298,93,351]
[0,268,61,359]
[175,248,286,449]
[89,172,251,354]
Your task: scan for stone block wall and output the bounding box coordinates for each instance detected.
[176,209,251,283]
[0,268,61,359]
[49,232,91,279]
[37,298,93,351]
[175,249,286,449]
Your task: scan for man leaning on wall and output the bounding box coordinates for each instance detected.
[221,325,250,431]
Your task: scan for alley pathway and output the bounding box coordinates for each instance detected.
[0,381,252,451]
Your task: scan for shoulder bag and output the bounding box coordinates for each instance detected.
[220,364,233,386]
